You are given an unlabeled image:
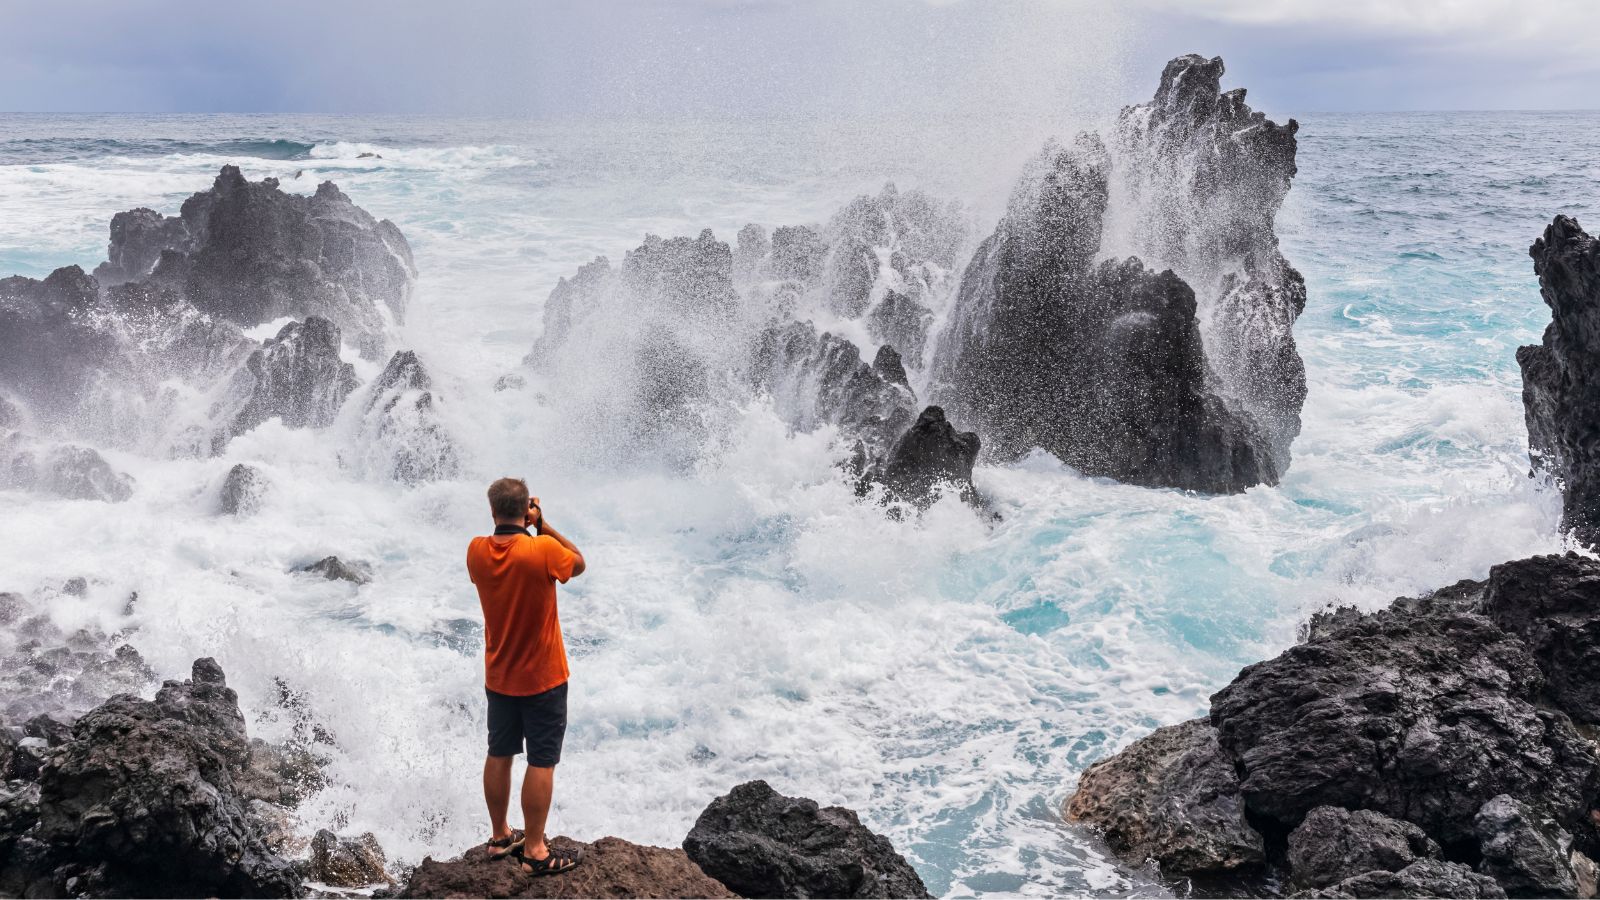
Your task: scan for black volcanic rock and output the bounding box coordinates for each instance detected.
[7,658,303,898]
[295,556,372,585]
[867,290,934,369]
[1067,718,1263,875]
[1,432,135,502]
[1479,552,1600,726]
[1111,54,1306,471]
[0,266,123,421]
[94,206,196,286]
[1474,794,1578,898]
[220,462,268,516]
[819,185,966,320]
[526,257,613,368]
[1519,215,1600,547]
[1209,604,1597,848]
[752,320,917,453]
[308,829,391,887]
[217,317,358,447]
[163,167,414,356]
[1296,859,1506,899]
[861,406,981,509]
[684,780,930,899]
[930,55,1300,494]
[357,350,461,484]
[1287,807,1440,889]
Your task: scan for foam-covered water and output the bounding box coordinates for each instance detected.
[2,110,1598,896]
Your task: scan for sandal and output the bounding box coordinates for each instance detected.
[515,844,582,876]
[486,829,525,860]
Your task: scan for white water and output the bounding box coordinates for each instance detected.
[1,109,1594,896]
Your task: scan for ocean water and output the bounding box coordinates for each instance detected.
[1,109,1597,897]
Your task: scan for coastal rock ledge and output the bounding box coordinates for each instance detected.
[1067,552,1600,899]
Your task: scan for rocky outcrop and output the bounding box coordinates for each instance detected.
[397,837,736,899]
[1066,718,1263,875]
[1110,54,1306,470]
[858,406,981,509]
[1297,859,1507,899]
[751,320,917,454]
[307,830,392,888]
[930,54,1301,493]
[1519,215,1600,547]
[215,317,359,448]
[817,185,967,322]
[94,206,196,286]
[684,780,931,899]
[1,658,303,898]
[351,350,461,484]
[1287,807,1440,889]
[220,462,269,516]
[294,556,372,585]
[115,166,415,356]
[1066,553,1600,898]
[1,433,135,502]
[1475,795,1580,899]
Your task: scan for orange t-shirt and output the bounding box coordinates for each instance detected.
[466,534,580,696]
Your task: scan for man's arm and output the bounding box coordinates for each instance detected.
[528,496,586,578]
[540,521,585,577]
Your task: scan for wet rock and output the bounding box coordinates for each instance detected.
[23,714,72,748]
[494,373,526,392]
[819,184,966,319]
[309,830,392,887]
[1479,552,1600,725]
[684,779,931,899]
[0,266,123,420]
[867,290,934,368]
[1209,604,1598,849]
[1519,215,1600,546]
[160,166,415,355]
[1295,859,1507,899]
[218,316,359,445]
[398,836,736,899]
[1287,806,1439,889]
[1475,794,1579,899]
[931,56,1298,494]
[1111,54,1306,471]
[1,433,135,502]
[295,556,373,586]
[94,206,197,286]
[221,462,269,516]
[752,320,917,454]
[527,257,614,367]
[355,350,461,484]
[15,657,302,897]
[932,133,1272,493]
[733,223,771,281]
[860,406,981,510]
[770,224,826,285]
[1066,718,1263,875]
[872,345,910,389]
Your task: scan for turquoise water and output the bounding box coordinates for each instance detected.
[0,110,1596,896]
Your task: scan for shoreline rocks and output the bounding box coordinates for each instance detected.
[1065,553,1600,898]
[1520,214,1600,547]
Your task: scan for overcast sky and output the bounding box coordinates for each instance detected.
[0,0,1594,116]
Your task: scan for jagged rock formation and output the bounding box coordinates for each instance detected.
[858,406,981,509]
[1286,807,1441,890]
[214,317,358,449]
[294,556,372,585]
[1519,215,1600,547]
[0,433,135,502]
[931,54,1302,493]
[94,166,415,357]
[351,350,460,484]
[398,837,736,899]
[817,185,966,323]
[307,830,392,888]
[1110,54,1306,468]
[219,462,268,516]
[751,320,918,454]
[1066,553,1600,897]
[684,780,931,899]
[1,658,303,898]
[1066,718,1262,875]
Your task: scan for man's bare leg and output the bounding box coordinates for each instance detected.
[484,755,515,841]
[521,765,555,858]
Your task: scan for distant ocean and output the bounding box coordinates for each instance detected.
[1,110,1597,896]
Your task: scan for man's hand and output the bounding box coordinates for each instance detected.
[526,496,543,531]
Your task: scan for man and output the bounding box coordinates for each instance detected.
[466,477,587,876]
